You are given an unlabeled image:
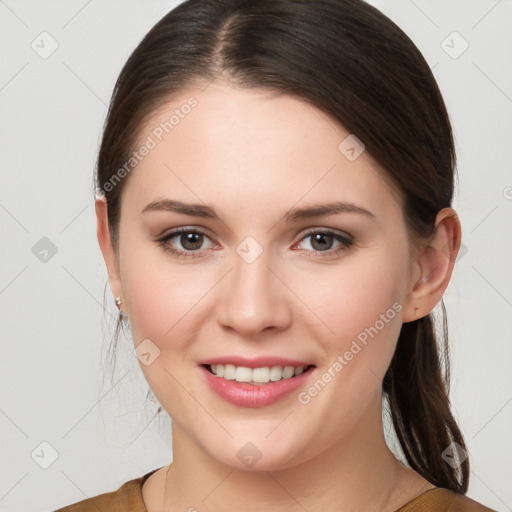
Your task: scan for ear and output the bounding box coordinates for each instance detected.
[95,195,123,303]
[402,207,462,323]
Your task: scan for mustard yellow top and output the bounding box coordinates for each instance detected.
[54,467,496,512]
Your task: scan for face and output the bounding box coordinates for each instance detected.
[105,81,421,471]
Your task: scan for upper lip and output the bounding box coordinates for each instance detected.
[199,355,314,369]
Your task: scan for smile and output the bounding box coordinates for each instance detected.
[206,363,311,385]
[199,361,316,408]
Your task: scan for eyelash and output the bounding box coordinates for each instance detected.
[156,226,354,260]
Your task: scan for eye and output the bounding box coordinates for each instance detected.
[295,228,354,258]
[156,227,354,260]
[156,227,216,259]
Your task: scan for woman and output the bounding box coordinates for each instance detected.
[55,0,495,510]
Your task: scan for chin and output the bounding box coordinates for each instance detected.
[201,430,315,473]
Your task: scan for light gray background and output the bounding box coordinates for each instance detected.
[1,1,511,511]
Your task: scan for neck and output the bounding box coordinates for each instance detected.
[163,397,430,512]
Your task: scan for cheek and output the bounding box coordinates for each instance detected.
[289,254,408,439]
[118,249,218,408]
[309,255,406,334]
[117,230,212,349]
[293,248,409,381]
[122,263,212,349]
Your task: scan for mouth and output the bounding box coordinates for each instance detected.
[202,363,315,385]
[199,362,317,407]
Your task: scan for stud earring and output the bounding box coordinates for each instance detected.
[115,297,122,309]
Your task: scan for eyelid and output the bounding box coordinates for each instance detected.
[156,224,215,239]
[296,226,353,242]
[157,226,219,248]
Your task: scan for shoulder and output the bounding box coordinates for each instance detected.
[397,488,498,511]
[53,467,162,512]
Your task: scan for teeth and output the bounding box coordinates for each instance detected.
[209,364,308,384]
[235,366,252,382]
[282,366,295,379]
[252,367,270,383]
[223,364,236,380]
[294,366,304,376]
[269,366,283,381]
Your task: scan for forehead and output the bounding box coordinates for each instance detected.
[123,81,401,222]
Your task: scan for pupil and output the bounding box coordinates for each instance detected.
[312,233,332,251]
[182,232,202,250]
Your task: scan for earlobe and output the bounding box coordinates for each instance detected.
[402,208,461,323]
[95,196,123,302]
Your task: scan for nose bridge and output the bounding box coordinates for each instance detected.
[216,235,291,335]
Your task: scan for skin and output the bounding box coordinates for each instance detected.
[96,81,462,511]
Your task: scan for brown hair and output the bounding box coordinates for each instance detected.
[96,0,469,493]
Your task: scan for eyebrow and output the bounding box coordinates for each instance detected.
[141,199,375,222]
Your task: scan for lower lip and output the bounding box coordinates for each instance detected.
[200,365,315,408]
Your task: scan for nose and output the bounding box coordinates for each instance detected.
[215,245,292,337]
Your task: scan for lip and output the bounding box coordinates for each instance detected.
[199,363,316,408]
[198,355,314,369]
